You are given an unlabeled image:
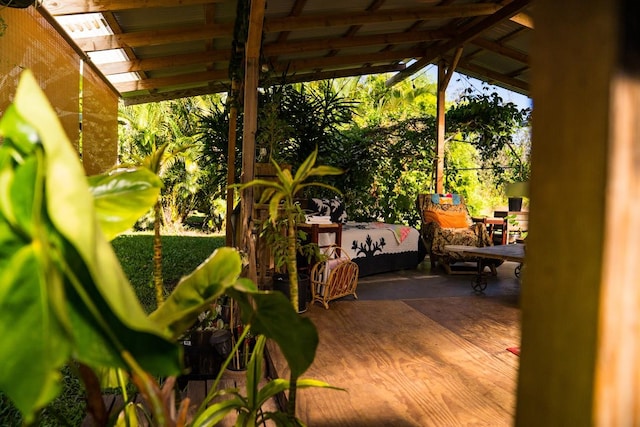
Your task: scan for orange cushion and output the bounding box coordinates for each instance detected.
[423,209,469,228]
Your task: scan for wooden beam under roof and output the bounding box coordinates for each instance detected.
[270,47,424,74]
[42,0,221,16]
[324,0,388,57]
[275,0,308,44]
[454,57,529,94]
[101,44,420,78]
[470,37,529,65]
[113,69,228,92]
[97,48,230,75]
[386,0,531,87]
[75,24,233,51]
[263,29,448,57]
[264,3,502,33]
[91,29,443,74]
[122,82,230,105]
[263,63,406,86]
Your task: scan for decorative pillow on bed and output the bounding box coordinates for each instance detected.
[309,197,348,223]
[423,209,469,228]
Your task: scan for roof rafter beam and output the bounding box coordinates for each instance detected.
[114,69,228,92]
[264,63,406,86]
[98,48,229,75]
[454,57,529,94]
[264,4,503,32]
[275,0,308,43]
[103,44,423,77]
[43,0,222,16]
[264,29,448,56]
[385,0,531,87]
[327,0,387,56]
[122,83,229,106]
[75,24,233,51]
[270,47,424,73]
[470,37,529,65]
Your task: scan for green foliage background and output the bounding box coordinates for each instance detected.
[117,74,531,230]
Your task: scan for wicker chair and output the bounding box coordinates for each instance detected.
[416,193,497,274]
[310,246,359,309]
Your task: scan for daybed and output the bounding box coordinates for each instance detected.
[305,198,425,277]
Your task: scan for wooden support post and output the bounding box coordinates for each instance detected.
[239,0,265,285]
[225,79,239,247]
[434,49,461,194]
[435,59,446,193]
[516,0,640,424]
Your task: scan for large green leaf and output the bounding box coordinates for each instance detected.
[87,169,162,241]
[0,71,181,421]
[229,289,318,378]
[149,247,249,339]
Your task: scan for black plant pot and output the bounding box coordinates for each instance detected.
[179,330,227,385]
[508,197,523,212]
[273,272,310,313]
[0,0,37,8]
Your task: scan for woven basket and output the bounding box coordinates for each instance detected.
[310,246,359,309]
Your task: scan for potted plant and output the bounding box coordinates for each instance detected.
[0,70,336,425]
[506,181,529,212]
[259,212,317,312]
[238,148,342,312]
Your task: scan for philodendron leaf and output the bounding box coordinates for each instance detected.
[229,289,318,378]
[0,71,181,421]
[87,168,162,241]
[150,247,249,339]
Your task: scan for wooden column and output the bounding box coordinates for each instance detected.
[435,60,446,193]
[516,0,640,424]
[239,0,265,284]
[225,80,239,247]
[434,49,461,193]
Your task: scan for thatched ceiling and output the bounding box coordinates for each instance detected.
[41,0,532,105]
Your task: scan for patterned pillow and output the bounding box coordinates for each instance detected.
[431,193,461,205]
[309,197,348,223]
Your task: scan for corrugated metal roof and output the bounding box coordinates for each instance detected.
[42,0,533,105]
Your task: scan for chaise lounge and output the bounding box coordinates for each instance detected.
[417,193,497,274]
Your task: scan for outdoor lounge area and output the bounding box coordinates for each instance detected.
[2,1,640,426]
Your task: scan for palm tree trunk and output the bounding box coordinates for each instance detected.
[153,201,165,306]
[285,215,299,312]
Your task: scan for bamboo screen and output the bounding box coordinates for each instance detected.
[0,6,119,175]
[0,7,81,149]
[82,64,118,175]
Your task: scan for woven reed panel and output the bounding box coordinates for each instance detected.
[82,64,118,175]
[0,7,80,149]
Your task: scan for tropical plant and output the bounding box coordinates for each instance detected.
[238,149,342,313]
[119,102,199,306]
[0,70,332,426]
[259,80,357,167]
[445,89,531,185]
[347,73,437,126]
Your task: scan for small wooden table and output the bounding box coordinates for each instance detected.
[297,222,342,249]
[445,244,526,292]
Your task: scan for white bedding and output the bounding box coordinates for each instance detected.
[317,221,420,262]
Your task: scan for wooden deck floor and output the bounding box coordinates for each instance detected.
[267,261,522,426]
